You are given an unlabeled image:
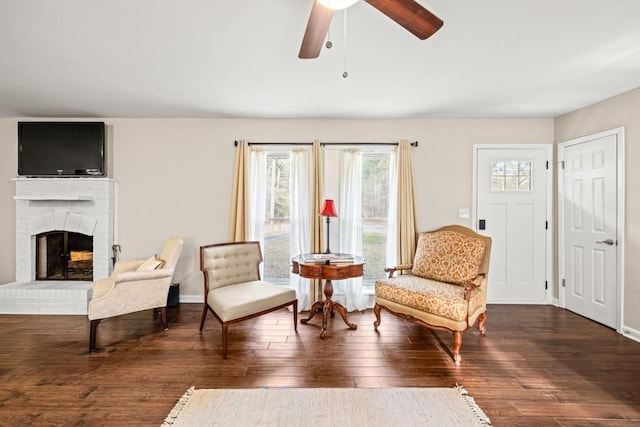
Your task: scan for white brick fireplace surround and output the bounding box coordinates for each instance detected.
[0,177,116,315]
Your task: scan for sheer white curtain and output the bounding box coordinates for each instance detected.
[248,148,267,275]
[337,148,367,311]
[331,145,398,311]
[289,148,313,311]
[386,147,398,268]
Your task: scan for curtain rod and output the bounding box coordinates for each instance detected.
[234,141,418,147]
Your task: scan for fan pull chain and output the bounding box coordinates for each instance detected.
[326,20,333,49]
[343,8,348,78]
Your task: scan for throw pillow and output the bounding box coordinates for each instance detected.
[137,254,165,271]
[412,230,485,285]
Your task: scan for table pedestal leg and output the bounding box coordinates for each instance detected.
[300,278,357,338]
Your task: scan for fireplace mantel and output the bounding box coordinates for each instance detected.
[14,177,116,283]
[14,195,94,201]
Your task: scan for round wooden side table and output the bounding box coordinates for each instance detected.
[291,255,364,339]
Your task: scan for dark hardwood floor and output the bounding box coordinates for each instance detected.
[0,304,639,426]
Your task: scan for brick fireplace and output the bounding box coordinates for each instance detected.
[0,177,116,314]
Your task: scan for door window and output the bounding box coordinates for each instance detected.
[491,160,532,192]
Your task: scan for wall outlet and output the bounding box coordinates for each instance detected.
[459,208,470,219]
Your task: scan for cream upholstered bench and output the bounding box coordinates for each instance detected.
[199,241,297,359]
[373,225,491,366]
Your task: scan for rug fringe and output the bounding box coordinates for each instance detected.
[455,384,492,426]
[161,386,195,426]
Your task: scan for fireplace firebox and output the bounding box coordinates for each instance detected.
[36,231,93,281]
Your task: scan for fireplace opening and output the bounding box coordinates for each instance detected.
[36,231,93,281]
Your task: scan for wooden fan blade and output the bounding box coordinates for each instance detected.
[299,1,334,59]
[365,0,443,40]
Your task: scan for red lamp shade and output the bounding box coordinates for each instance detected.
[319,199,338,217]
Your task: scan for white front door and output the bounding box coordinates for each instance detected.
[559,130,621,329]
[475,146,551,303]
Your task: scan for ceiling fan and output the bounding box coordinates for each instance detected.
[299,0,444,59]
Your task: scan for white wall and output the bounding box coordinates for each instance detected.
[0,120,17,284]
[1,117,553,300]
[555,87,640,332]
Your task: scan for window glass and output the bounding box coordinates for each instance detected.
[257,145,395,302]
[491,159,532,192]
[263,152,290,283]
[361,152,391,286]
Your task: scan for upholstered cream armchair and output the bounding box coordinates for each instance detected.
[374,225,491,366]
[199,241,298,359]
[87,237,183,352]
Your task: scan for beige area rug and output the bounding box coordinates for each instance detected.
[162,386,491,426]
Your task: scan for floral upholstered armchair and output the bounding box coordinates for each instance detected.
[374,225,491,366]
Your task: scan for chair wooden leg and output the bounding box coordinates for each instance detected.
[293,300,298,332]
[159,307,168,330]
[452,331,463,366]
[222,324,228,359]
[478,311,488,334]
[89,319,101,352]
[199,304,208,332]
[373,303,382,330]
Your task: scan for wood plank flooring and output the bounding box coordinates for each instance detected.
[1,304,639,426]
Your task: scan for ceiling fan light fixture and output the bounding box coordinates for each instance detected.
[317,0,359,10]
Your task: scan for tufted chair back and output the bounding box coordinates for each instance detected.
[200,241,263,291]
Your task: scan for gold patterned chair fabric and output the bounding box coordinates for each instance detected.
[374,225,491,366]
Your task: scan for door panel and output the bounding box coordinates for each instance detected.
[562,133,618,328]
[476,147,549,303]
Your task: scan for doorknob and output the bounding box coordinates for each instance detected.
[596,239,615,246]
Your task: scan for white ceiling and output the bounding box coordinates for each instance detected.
[1,0,640,119]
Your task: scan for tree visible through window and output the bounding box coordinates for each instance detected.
[361,152,391,286]
[263,152,291,283]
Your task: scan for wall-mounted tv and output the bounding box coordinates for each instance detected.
[18,121,106,177]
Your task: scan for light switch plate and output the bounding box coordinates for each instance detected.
[459,208,470,219]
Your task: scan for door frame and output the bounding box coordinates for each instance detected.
[472,144,554,304]
[557,127,625,332]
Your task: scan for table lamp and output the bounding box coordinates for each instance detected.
[319,199,338,253]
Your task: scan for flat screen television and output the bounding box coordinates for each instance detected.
[18,121,106,177]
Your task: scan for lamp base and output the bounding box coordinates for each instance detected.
[324,217,332,254]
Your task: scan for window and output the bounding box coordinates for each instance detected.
[248,143,398,311]
[360,152,393,286]
[262,152,291,284]
[329,145,397,305]
[491,160,532,192]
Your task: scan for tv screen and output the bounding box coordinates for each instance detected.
[18,121,106,177]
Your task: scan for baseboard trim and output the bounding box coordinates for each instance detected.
[621,325,640,343]
[178,294,204,304]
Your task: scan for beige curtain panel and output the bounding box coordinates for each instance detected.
[311,140,324,301]
[396,139,418,266]
[228,140,250,242]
